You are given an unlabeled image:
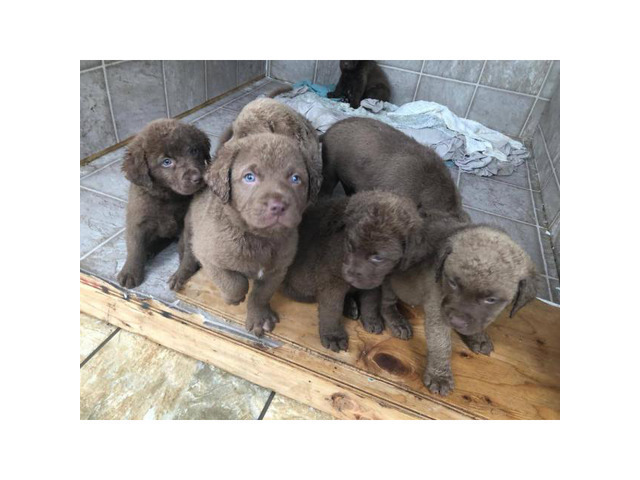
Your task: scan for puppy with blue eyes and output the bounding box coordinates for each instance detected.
[170,99,322,336]
[117,119,211,289]
[281,191,429,352]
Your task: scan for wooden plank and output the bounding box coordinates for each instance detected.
[177,271,560,420]
[80,273,431,420]
[80,270,560,420]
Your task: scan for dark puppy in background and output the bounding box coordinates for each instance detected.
[327,61,390,109]
[117,119,211,288]
[321,117,537,395]
[281,191,428,352]
[170,99,322,336]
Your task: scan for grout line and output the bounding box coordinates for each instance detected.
[102,61,120,143]
[464,60,487,118]
[549,210,560,229]
[267,60,271,78]
[538,125,560,188]
[462,204,538,228]
[80,156,123,180]
[518,61,554,138]
[80,328,121,368]
[525,158,554,299]
[80,60,128,74]
[187,87,259,124]
[258,391,276,420]
[411,61,426,101]
[80,227,126,262]
[204,61,208,99]
[312,60,319,83]
[161,60,171,118]
[483,175,538,192]
[236,61,239,88]
[80,185,127,204]
[456,166,461,188]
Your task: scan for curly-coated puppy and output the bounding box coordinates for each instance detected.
[170,100,322,336]
[327,61,391,109]
[321,117,537,395]
[281,191,428,352]
[387,224,537,396]
[116,119,211,288]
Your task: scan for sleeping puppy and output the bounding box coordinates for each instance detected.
[169,99,322,336]
[117,119,211,288]
[321,117,537,395]
[327,61,391,109]
[281,191,428,352]
[386,224,537,396]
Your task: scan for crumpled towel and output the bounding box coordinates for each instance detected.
[275,84,529,177]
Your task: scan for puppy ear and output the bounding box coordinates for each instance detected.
[399,212,428,271]
[195,129,212,162]
[122,138,153,189]
[294,121,322,206]
[305,148,323,206]
[435,244,452,283]
[510,268,538,318]
[205,141,239,204]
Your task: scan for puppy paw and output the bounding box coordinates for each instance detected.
[423,371,455,396]
[117,266,144,289]
[246,307,279,337]
[462,332,494,356]
[361,315,384,334]
[342,295,360,320]
[320,329,349,352]
[389,318,413,340]
[167,272,186,291]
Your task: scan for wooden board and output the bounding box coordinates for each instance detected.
[80,271,560,420]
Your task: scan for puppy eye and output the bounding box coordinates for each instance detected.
[243,172,256,183]
[448,278,458,289]
[162,158,173,167]
[370,255,384,263]
[290,174,301,184]
[484,297,497,304]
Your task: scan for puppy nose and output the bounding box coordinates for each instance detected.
[189,171,202,184]
[267,199,287,215]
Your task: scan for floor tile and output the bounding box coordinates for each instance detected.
[81,233,180,304]
[193,108,238,136]
[80,329,271,420]
[81,160,129,201]
[480,162,531,189]
[80,189,126,258]
[464,208,545,276]
[80,313,117,364]
[535,275,551,301]
[263,394,334,420]
[80,146,126,178]
[460,173,536,224]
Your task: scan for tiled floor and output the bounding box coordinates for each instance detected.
[80,76,559,420]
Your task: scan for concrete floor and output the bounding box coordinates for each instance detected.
[80,77,559,420]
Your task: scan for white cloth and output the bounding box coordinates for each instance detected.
[275,86,529,177]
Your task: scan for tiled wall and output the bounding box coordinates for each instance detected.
[532,83,560,273]
[267,60,560,140]
[80,60,266,159]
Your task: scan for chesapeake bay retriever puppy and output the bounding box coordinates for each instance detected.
[327,61,391,109]
[281,191,429,352]
[321,117,537,395]
[169,99,322,336]
[116,119,211,288]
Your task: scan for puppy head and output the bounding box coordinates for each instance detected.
[340,61,360,71]
[122,119,211,196]
[205,133,309,237]
[341,191,422,290]
[435,226,538,335]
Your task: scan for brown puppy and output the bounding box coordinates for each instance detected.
[281,191,428,352]
[327,61,391,109]
[117,119,211,288]
[170,100,322,336]
[321,117,537,395]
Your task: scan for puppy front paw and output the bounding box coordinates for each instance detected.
[389,317,413,340]
[246,306,279,337]
[361,315,384,334]
[423,371,455,396]
[167,271,187,291]
[462,332,494,356]
[117,265,144,289]
[320,328,349,352]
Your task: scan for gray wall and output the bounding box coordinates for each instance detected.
[80,60,266,159]
[532,83,560,273]
[268,60,559,140]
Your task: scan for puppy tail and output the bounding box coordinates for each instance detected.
[266,85,293,98]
